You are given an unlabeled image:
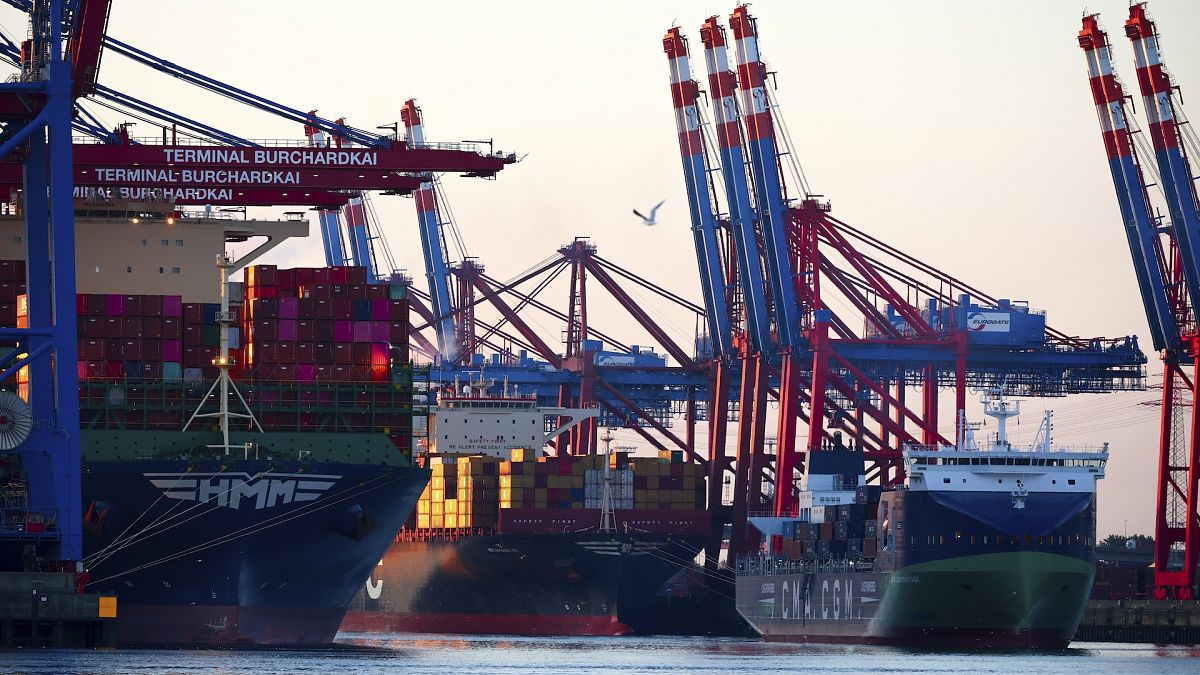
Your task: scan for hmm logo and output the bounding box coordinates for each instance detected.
[966,312,1011,333]
[144,472,340,510]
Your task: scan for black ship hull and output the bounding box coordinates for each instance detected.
[83,456,428,646]
[342,532,707,636]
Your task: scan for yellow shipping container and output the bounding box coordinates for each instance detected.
[431,489,445,502]
[511,448,536,462]
[445,514,458,528]
[500,475,512,489]
[445,499,458,514]
[417,500,430,515]
[671,489,685,502]
[431,502,444,516]
[430,515,444,528]
[634,489,649,503]
[570,475,584,489]
[431,477,446,490]
[416,514,430,529]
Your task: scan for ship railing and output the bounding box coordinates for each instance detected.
[736,552,875,577]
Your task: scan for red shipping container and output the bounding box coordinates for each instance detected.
[370,322,390,342]
[123,294,144,316]
[121,316,140,337]
[315,320,334,341]
[87,361,105,378]
[277,268,296,291]
[334,320,353,343]
[295,268,315,288]
[274,363,295,381]
[370,343,390,366]
[247,285,278,300]
[183,324,202,346]
[162,295,183,317]
[331,365,352,381]
[309,284,331,299]
[257,341,278,364]
[370,298,390,321]
[251,319,278,341]
[143,295,163,316]
[162,317,182,339]
[0,260,20,281]
[183,303,203,324]
[314,298,333,320]
[121,339,143,360]
[143,362,163,379]
[202,346,219,365]
[278,341,297,363]
[389,323,408,344]
[366,284,388,300]
[389,299,408,320]
[82,316,102,338]
[246,264,278,287]
[333,343,352,365]
[349,284,367,299]
[142,336,162,362]
[296,364,317,383]
[352,321,371,343]
[279,297,298,319]
[296,320,316,342]
[83,339,105,360]
[333,299,352,320]
[315,365,332,381]
[183,346,203,368]
[296,342,316,363]
[104,360,124,378]
[142,317,163,338]
[84,294,104,316]
[75,294,87,316]
[278,319,298,341]
[163,340,182,362]
[296,298,315,319]
[106,294,125,316]
[314,343,334,364]
[371,365,388,382]
[347,266,367,285]
[330,285,349,299]
[351,343,372,365]
[328,267,349,285]
[250,298,279,320]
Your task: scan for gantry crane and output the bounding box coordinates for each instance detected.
[1079,3,1200,600]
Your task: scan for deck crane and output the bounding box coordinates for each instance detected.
[401,99,460,364]
[1080,5,1200,600]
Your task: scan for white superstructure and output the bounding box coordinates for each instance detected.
[428,379,599,458]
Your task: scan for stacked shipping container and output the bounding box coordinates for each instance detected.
[775,485,883,561]
[4,260,418,455]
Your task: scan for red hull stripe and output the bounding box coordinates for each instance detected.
[341,611,633,637]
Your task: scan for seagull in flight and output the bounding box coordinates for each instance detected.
[633,199,666,226]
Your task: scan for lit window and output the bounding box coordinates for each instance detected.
[94,265,100,273]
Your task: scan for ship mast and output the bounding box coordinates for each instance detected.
[600,429,615,533]
[981,388,1019,449]
[182,254,264,455]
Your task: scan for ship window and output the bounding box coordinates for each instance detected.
[938,535,944,545]
[1010,536,1017,545]
[126,266,132,273]
[1024,534,1032,545]
[171,267,181,274]
[175,239,183,246]
[161,239,169,246]
[970,535,976,545]
[141,238,147,246]
[943,478,950,484]
[158,267,164,274]
[1052,480,1056,484]
[983,535,988,544]
[12,236,20,243]
[955,531,962,540]
[94,265,100,273]
[1068,479,1076,485]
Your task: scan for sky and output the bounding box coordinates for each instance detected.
[6,0,1200,539]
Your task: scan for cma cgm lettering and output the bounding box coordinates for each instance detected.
[91,168,302,185]
[160,148,379,166]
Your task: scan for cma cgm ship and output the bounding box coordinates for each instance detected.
[342,382,712,636]
[735,391,1106,648]
[2,206,429,646]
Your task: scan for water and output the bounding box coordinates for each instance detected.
[0,635,1195,674]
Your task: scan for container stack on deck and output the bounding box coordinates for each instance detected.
[6,261,418,455]
[773,483,883,562]
[411,449,706,532]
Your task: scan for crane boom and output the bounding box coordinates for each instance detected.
[662,28,732,358]
[1078,15,1179,351]
[304,112,348,267]
[402,99,459,363]
[699,16,772,353]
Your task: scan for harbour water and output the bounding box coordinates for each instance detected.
[0,634,1196,674]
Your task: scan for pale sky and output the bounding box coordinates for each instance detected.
[7,1,1200,539]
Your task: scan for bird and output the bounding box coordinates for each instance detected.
[633,199,666,226]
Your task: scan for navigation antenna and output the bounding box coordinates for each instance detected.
[183,254,264,456]
[981,387,1020,449]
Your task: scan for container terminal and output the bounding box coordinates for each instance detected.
[0,0,1196,648]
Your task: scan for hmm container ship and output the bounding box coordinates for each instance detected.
[1,206,429,646]
[341,382,714,636]
[735,391,1106,648]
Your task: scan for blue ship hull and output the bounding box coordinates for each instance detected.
[82,457,428,646]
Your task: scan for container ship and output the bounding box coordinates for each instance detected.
[0,205,430,646]
[735,390,1106,648]
[341,383,714,636]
